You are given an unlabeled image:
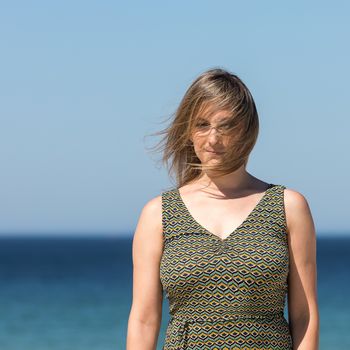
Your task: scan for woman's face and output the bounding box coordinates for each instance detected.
[190,109,232,165]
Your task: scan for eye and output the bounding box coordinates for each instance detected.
[215,123,230,132]
[195,121,209,128]
[220,123,231,130]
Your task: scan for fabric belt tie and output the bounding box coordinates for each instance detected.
[168,311,284,349]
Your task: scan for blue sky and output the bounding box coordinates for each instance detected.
[0,1,349,236]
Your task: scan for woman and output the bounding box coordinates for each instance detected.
[126,68,319,349]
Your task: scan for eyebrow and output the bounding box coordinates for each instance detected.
[197,117,231,123]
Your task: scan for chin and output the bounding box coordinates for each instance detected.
[204,157,221,164]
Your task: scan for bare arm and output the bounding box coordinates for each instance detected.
[126,195,164,350]
[285,189,320,350]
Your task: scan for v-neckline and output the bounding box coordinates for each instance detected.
[175,183,275,243]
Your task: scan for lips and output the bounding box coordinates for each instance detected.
[205,149,224,154]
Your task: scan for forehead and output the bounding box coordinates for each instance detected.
[196,105,231,122]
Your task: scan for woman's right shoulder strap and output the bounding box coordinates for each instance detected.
[161,188,182,242]
[161,188,176,230]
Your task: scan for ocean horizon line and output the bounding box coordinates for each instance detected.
[0,231,348,238]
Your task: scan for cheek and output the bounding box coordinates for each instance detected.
[192,139,204,154]
[191,144,204,161]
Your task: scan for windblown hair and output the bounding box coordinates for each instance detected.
[145,67,260,188]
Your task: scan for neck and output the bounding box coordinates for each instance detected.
[195,165,254,192]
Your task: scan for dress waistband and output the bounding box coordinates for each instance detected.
[170,310,284,323]
[167,311,285,349]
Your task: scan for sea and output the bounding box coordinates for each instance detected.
[0,234,349,350]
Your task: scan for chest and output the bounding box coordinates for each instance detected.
[177,191,268,239]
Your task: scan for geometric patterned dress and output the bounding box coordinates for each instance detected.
[160,184,293,349]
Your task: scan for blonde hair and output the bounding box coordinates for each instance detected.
[146,67,259,188]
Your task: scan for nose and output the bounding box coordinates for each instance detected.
[207,126,222,143]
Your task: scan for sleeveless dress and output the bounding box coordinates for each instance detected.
[160,184,292,349]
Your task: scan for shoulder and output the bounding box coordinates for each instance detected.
[283,186,312,217]
[133,194,163,247]
[143,194,163,213]
[282,186,315,236]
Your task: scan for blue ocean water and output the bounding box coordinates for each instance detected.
[0,234,349,349]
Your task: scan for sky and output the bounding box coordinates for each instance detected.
[0,1,349,236]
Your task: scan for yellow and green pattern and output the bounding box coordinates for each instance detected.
[160,184,292,349]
